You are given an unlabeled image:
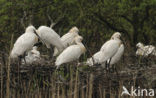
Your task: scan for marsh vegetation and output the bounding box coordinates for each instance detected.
[0,0,156,98]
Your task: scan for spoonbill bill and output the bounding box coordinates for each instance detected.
[53,26,79,56]
[55,35,86,69]
[37,26,65,57]
[10,25,38,61]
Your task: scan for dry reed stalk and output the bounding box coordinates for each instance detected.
[6,34,14,98]
[53,72,57,98]
[57,84,60,98]
[0,61,3,98]
[39,91,42,98]
[118,81,123,98]
[86,74,89,98]
[73,68,78,98]
[103,89,106,98]
[52,87,56,98]
[12,90,15,98]
[61,85,65,98]
[35,94,38,98]
[77,70,80,98]
[132,74,136,98]
[88,74,93,98]
[81,82,85,98]
[69,65,73,98]
[51,79,56,98]
[109,81,112,98]
[99,84,103,98]
[17,90,20,98]
[69,81,73,98]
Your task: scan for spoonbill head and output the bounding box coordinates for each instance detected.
[25,25,36,33]
[69,26,79,33]
[111,32,121,40]
[136,42,144,49]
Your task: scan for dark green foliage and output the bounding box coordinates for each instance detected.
[0,0,156,52]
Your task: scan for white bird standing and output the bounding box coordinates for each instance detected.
[22,46,41,64]
[55,35,86,69]
[53,26,79,56]
[37,26,65,57]
[99,32,123,66]
[136,42,156,56]
[86,32,124,69]
[10,25,38,61]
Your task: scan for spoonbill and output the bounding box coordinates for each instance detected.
[53,26,79,56]
[86,32,124,69]
[55,35,86,69]
[99,32,123,66]
[22,46,41,64]
[136,42,156,56]
[10,25,38,61]
[37,26,65,57]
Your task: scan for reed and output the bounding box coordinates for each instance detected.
[0,55,155,98]
[0,57,3,98]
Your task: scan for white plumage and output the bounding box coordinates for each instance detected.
[22,46,41,64]
[37,26,65,52]
[104,44,124,67]
[86,51,103,66]
[31,46,40,57]
[99,32,123,64]
[10,25,38,59]
[55,36,86,69]
[53,26,79,56]
[86,32,124,68]
[136,42,156,56]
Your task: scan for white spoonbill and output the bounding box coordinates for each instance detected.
[37,26,65,56]
[99,32,123,65]
[22,46,41,64]
[55,35,86,69]
[86,42,124,68]
[136,42,156,56]
[53,26,79,56]
[10,25,38,60]
[86,32,124,69]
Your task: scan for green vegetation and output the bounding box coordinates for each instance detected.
[0,0,156,53]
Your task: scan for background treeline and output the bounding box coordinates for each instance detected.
[0,0,156,53]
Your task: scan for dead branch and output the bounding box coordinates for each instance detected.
[47,7,66,28]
